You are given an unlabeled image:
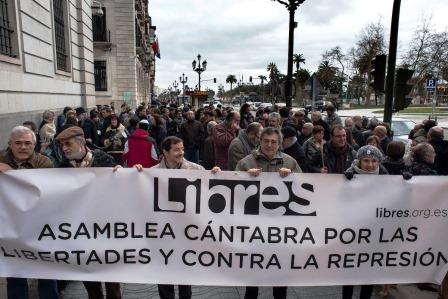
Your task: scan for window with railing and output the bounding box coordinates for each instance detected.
[135,19,142,48]
[94,61,107,91]
[53,0,68,71]
[0,0,15,57]
[93,8,109,42]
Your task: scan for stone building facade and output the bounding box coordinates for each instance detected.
[0,0,95,148]
[92,0,156,108]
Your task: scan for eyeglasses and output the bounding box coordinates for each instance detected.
[261,139,279,145]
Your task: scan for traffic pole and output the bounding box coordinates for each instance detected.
[383,0,401,124]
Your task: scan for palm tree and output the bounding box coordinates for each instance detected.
[267,62,279,81]
[293,53,306,73]
[226,74,237,91]
[294,69,311,106]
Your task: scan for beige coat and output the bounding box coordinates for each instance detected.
[235,149,302,173]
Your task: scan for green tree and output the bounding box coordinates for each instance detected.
[354,21,386,105]
[293,53,306,73]
[316,60,342,94]
[226,75,237,91]
[294,69,311,105]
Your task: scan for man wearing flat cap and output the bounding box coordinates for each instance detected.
[56,125,120,298]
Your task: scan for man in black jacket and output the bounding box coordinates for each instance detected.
[311,111,330,141]
[428,126,448,175]
[322,125,357,174]
[76,107,99,146]
[281,126,307,172]
[180,110,204,163]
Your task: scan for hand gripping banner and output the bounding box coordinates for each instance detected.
[0,168,447,286]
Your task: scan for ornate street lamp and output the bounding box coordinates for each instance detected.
[192,54,207,91]
[179,73,188,95]
[173,80,179,92]
[272,0,306,108]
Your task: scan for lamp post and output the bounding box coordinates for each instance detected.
[192,54,207,91]
[173,81,179,103]
[272,0,306,108]
[179,73,188,95]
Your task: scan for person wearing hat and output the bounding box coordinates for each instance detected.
[123,119,158,168]
[324,104,342,128]
[0,126,58,299]
[281,125,307,172]
[56,126,120,298]
[57,126,116,168]
[342,145,388,299]
[344,145,388,177]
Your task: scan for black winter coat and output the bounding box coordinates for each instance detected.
[282,141,307,172]
[429,140,448,175]
[59,149,116,168]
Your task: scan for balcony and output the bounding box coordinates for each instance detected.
[93,29,112,48]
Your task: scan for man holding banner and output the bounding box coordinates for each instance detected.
[0,126,59,299]
[236,127,302,299]
[56,125,121,299]
[134,135,221,299]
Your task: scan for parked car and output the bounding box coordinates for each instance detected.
[259,103,273,110]
[313,100,332,112]
[378,117,416,143]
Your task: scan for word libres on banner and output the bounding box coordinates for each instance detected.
[0,168,447,286]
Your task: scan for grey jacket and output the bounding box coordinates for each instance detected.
[154,157,204,170]
[235,149,302,173]
[227,129,257,171]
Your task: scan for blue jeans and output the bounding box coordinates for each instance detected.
[184,148,199,163]
[7,277,59,299]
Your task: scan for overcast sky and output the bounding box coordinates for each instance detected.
[150,0,447,93]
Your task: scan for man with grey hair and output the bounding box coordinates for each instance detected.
[56,126,120,299]
[374,125,391,153]
[236,126,301,299]
[202,120,217,170]
[344,117,354,128]
[298,122,314,146]
[0,125,57,298]
[268,112,281,129]
[227,122,263,170]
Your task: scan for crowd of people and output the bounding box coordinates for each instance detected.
[0,100,447,299]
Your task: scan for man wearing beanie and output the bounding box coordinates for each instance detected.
[281,126,307,172]
[56,126,121,299]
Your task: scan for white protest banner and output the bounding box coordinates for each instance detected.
[0,168,447,286]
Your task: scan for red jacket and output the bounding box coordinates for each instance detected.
[123,129,158,168]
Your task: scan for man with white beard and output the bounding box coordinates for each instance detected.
[56,125,121,299]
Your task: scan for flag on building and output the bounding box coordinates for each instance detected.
[151,37,161,59]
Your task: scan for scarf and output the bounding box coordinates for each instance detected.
[353,160,379,175]
[69,150,93,168]
[331,142,348,174]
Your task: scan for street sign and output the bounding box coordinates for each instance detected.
[426,78,436,91]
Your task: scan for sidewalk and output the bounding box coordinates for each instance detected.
[0,278,439,298]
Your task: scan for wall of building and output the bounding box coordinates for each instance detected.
[0,0,95,148]
[94,0,154,108]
